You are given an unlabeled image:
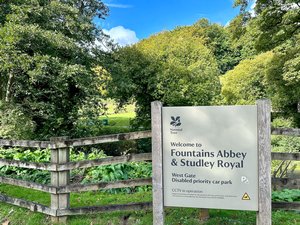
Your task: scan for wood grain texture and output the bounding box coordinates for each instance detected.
[272,178,300,190]
[271,127,300,137]
[272,202,300,210]
[0,176,56,193]
[0,194,55,216]
[0,159,54,171]
[271,152,300,161]
[50,137,70,223]
[256,100,272,225]
[57,202,152,216]
[57,178,152,193]
[57,153,152,171]
[151,101,164,225]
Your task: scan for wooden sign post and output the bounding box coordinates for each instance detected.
[151,100,271,225]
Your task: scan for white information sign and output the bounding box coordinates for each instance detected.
[162,106,258,211]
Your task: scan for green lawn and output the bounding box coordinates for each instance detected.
[0,184,299,225]
[100,112,135,127]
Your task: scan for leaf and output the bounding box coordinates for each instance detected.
[175,116,180,121]
[171,116,175,121]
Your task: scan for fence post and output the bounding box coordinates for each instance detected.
[50,136,70,224]
[256,99,272,225]
[151,101,164,225]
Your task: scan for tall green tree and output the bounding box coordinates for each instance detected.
[265,34,300,125]
[234,0,300,51]
[107,26,221,128]
[193,19,241,74]
[0,0,110,139]
[220,51,273,105]
[232,0,300,125]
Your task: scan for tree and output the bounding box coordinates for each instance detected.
[107,26,221,128]
[265,34,300,125]
[220,51,273,105]
[193,19,241,74]
[234,0,300,51]
[0,0,110,139]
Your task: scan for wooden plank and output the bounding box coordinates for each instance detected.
[272,178,300,189]
[0,176,56,193]
[272,201,300,210]
[271,152,300,161]
[52,131,152,148]
[151,101,164,225]
[57,153,152,171]
[271,127,300,137]
[0,193,56,216]
[0,131,151,149]
[0,159,55,171]
[0,139,56,149]
[57,202,152,216]
[256,99,272,225]
[50,137,70,223]
[57,178,152,193]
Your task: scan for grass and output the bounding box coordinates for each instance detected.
[0,184,299,225]
[99,112,135,128]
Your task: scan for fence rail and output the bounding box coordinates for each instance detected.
[0,129,299,221]
[271,127,300,137]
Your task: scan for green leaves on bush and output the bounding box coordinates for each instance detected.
[0,147,152,193]
[272,189,300,202]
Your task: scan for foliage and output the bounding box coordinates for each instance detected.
[226,16,259,59]
[82,162,152,193]
[220,51,273,105]
[193,19,242,74]
[107,26,221,128]
[234,0,300,51]
[271,135,300,174]
[0,147,152,193]
[265,35,300,125]
[272,189,300,202]
[0,148,51,184]
[0,101,35,139]
[0,0,111,139]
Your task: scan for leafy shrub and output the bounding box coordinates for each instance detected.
[0,102,35,139]
[82,162,152,193]
[271,135,300,175]
[272,189,300,202]
[0,147,152,193]
[0,148,51,184]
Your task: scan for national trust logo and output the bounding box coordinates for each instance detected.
[170,116,183,134]
[170,116,181,127]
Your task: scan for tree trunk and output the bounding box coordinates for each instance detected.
[5,71,14,102]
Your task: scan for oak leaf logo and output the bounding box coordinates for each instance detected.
[170,116,181,127]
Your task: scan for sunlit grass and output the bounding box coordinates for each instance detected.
[0,184,299,225]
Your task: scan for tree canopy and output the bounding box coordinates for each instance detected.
[106,25,222,128]
[0,0,110,139]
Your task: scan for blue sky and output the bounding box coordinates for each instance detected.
[96,0,247,46]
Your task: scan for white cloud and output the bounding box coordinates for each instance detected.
[225,20,231,27]
[103,26,139,47]
[106,3,133,8]
[249,0,256,17]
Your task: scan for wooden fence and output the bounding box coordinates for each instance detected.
[0,128,299,222]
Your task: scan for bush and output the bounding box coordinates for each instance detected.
[272,189,300,202]
[0,147,152,193]
[0,102,35,139]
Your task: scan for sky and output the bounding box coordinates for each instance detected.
[96,0,249,46]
